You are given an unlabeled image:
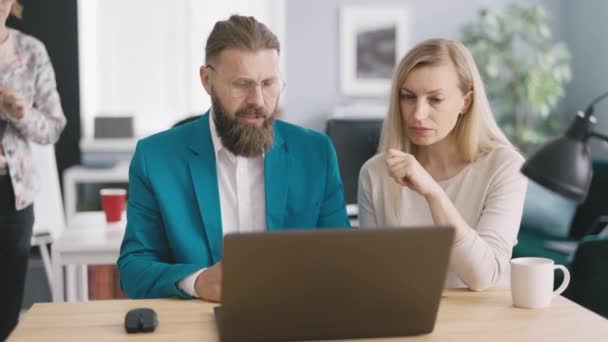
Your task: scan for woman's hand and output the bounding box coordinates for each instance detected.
[385,148,441,199]
[0,87,26,120]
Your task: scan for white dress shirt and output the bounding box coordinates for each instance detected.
[178,112,267,297]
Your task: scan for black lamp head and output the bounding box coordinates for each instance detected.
[521,111,593,203]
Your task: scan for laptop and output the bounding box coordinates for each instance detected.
[215,226,454,342]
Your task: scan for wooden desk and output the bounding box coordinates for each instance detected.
[9,289,608,341]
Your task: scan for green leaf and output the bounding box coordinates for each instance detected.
[461,3,571,146]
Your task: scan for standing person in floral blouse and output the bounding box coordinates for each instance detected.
[0,0,66,339]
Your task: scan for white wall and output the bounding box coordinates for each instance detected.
[284,0,566,132]
[563,0,608,158]
[78,0,285,139]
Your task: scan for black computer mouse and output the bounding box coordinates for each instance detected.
[124,308,158,333]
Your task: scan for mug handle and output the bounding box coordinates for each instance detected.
[552,265,571,297]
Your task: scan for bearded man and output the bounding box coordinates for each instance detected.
[118,15,349,302]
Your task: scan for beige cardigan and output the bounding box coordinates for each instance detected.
[358,147,528,290]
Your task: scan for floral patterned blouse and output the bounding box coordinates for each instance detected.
[0,29,66,210]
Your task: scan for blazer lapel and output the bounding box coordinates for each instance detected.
[187,112,223,263]
[265,124,288,230]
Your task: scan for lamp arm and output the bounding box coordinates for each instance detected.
[588,130,608,143]
[584,90,608,118]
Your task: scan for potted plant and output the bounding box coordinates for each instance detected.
[461,4,572,154]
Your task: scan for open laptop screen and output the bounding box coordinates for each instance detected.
[218,227,454,342]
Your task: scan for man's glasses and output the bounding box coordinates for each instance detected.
[207,65,285,100]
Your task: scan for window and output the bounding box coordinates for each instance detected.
[78,0,285,139]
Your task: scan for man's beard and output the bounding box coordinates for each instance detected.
[211,90,276,157]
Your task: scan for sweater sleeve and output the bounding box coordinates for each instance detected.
[449,151,528,291]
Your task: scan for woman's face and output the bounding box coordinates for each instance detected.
[0,0,15,26]
[399,62,471,147]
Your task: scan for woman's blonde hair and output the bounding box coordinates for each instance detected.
[378,38,513,221]
[10,1,23,19]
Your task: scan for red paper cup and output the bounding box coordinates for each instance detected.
[100,188,127,223]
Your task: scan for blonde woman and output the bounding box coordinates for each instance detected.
[358,38,527,291]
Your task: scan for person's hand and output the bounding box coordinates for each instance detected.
[385,148,441,199]
[0,87,26,120]
[194,262,223,302]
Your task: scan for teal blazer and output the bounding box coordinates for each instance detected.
[118,112,350,299]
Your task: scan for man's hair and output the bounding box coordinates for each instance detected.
[205,15,280,64]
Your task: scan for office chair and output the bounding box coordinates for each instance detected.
[325,118,383,205]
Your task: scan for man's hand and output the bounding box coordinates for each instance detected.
[0,87,26,120]
[194,262,223,302]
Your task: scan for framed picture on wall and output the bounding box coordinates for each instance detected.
[339,6,410,96]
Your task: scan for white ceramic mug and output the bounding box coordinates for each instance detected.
[510,257,570,309]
